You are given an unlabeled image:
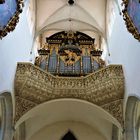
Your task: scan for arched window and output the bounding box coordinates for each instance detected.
[62,131,77,140]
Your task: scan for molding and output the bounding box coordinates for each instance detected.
[112,125,120,140]
[0,92,13,140]
[125,96,138,140]
[14,63,124,126]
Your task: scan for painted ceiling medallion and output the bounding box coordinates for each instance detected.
[122,0,140,41]
[0,0,24,39]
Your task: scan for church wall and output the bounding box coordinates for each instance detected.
[0,0,34,92]
[29,121,107,140]
[107,3,140,101]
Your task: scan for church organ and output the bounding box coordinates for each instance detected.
[35,31,105,76]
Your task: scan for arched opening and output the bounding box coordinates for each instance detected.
[15,99,122,140]
[62,131,77,140]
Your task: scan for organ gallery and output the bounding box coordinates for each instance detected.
[35,31,105,76]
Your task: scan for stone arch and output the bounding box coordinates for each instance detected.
[0,91,13,140]
[125,96,140,140]
[15,99,122,140]
[61,131,77,140]
[15,98,122,130]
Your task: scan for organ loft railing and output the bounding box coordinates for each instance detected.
[35,31,105,76]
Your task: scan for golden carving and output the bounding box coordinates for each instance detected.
[60,50,81,65]
[35,31,104,76]
[122,0,140,41]
[0,0,24,39]
[15,96,37,122]
[15,63,124,125]
[102,99,124,125]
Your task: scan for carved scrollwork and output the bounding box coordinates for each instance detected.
[15,96,37,122]
[102,100,124,126]
[14,63,124,126]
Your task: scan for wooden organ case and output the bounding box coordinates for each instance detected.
[35,31,105,76]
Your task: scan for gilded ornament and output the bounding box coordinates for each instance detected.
[14,63,124,126]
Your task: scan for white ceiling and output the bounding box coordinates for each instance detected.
[36,0,107,37]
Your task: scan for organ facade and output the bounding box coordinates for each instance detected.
[35,31,105,76]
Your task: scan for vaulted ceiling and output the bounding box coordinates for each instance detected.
[36,0,107,38]
[32,0,110,51]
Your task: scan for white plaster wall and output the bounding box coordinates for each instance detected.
[29,121,106,140]
[0,0,33,92]
[107,3,140,99]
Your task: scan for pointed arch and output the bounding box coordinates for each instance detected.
[61,131,77,140]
